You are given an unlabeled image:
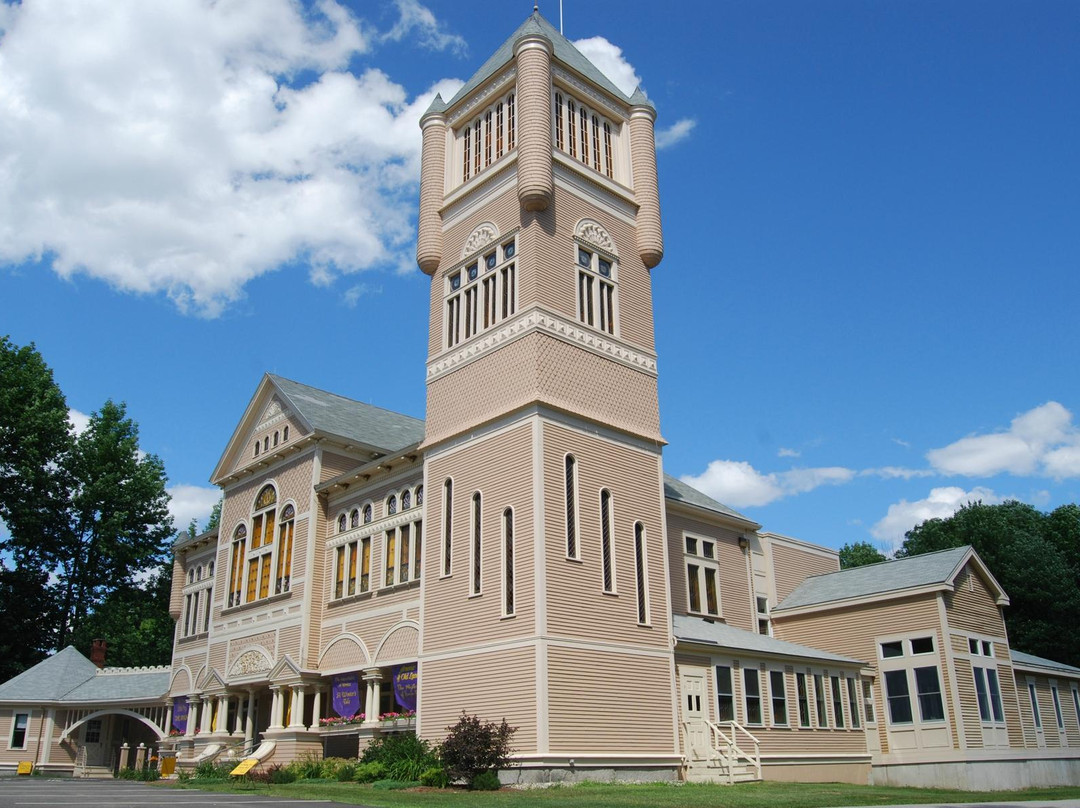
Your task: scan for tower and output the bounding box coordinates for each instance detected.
[416,11,678,780]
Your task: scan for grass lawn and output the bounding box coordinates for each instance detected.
[165,779,1080,807]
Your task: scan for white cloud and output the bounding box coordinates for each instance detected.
[681,460,854,509]
[167,484,221,535]
[343,282,382,307]
[862,466,936,480]
[68,408,90,436]
[655,118,696,150]
[0,0,463,316]
[927,402,1080,479]
[381,0,467,55]
[777,447,800,458]
[871,486,1001,549]
[572,36,641,96]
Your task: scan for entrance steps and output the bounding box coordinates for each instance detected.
[684,760,760,784]
[76,765,115,779]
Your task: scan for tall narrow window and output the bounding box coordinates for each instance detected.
[442,479,453,576]
[847,678,861,728]
[744,668,763,725]
[579,104,589,164]
[1052,685,1065,729]
[346,540,358,596]
[496,102,504,158]
[634,522,648,624]
[10,713,28,748]
[334,545,345,599]
[473,118,481,175]
[814,673,829,727]
[1029,681,1043,729]
[564,455,578,559]
[484,110,492,167]
[576,247,617,335]
[592,115,601,172]
[359,536,371,593]
[716,666,734,722]
[503,508,515,616]
[770,671,788,726]
[413,520,422,581]
[507,93,515,149]
[600,489,614,592]
[831,676,846,728]
[275,504,294,594]
[603,122,614,178]
[914,666,944,721]
[684,535,720,616]
[463,125,471,182]
[974,667,992,722]
[554,92,564,151]
[471,492,482,595]
[566,100,577,157]
[399,523,411,582]
[242,484,277,604]
[228,524,247,608]
[796,673,811,727]
[384,529,396,587]
[863,680,876,723]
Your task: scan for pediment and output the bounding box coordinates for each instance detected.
[268,654,302,681]
[198,668,227,693]
[228,647,274,679]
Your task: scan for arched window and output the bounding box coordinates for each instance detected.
[337,513,347,533]
[276,504,295,594]
[401,489,411,510]
[273,431,279,447]
[415,485,424,506]
[442,479,453,577]
[283,426,289,441]
[227,524,247,608]
[362,503,372,524]
[565,455,579,559]
[263,437,269,452]
[471,492,482,595]
[387,495,398,516]
[254,441,260,457]
[634,522,648,624]
[600,489,614,593]
[245,485,278,602]
[503,508,515,616]
[350,509,360,529]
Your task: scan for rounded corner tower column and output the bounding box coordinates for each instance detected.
[629,101,664,269]
[417,101,447,276]
[514,33,554,212]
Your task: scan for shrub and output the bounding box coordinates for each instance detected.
[387,757,428,782]
[289,752,325,780]
[372,779,420,790]
[471,769,502,791]
[360,732,435,768]
[335,762,356,782]
[318,757,352,779]
[354,761,388,783]
[266,764,297,784]
[440,712,517,788]
[419,766,450,788]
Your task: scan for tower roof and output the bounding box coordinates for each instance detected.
[446,10,631,112]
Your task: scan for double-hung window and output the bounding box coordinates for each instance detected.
[9,713,28,749]
[770,670,788,726]
[576,246,616,335]
[684,534,720,617]
[880,635,945,725]
[744,668,763,725]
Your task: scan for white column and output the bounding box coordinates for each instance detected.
[310,688,322,730]
[215,696,228,734]
[184,698,198,739]
[199,696,213,734]
[288,687,304,729]
[231,695,242,736]
[269,687,283,729]
[244,690,256,746]
[41,709,55,765]
[363,668,382,722]
[163,700,173,738]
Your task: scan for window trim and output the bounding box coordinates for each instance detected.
[769,669,788,727]
[633,521,649,626]
[599,488,615,594]
[470,491,482,597]
[564,454,580,561]
[743,667,763,726]
[441,478,453,578]
[502,507,515,617]
[574,242,618,337]
[683,532,721,618]
[9,712,29,750]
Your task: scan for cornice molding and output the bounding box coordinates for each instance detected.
[426,307,657,382]
[447,67,516,127]
[327,507,422,551]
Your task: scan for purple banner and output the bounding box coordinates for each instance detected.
[332,674,361,718]
[171,697,189,733]
[392,664,417,713]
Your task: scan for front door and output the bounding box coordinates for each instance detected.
[83,718,107,766]
[679,667,709,762]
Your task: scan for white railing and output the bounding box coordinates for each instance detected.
[72,746,87,778]
[683,719,761,783]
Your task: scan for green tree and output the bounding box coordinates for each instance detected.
[204,498,222,533]
[839,541,887,569]
[53,400,174,649]
[897,500,1080,667]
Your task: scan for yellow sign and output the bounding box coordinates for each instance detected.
[16,761,33,775]
[230,758,259,776]
[160,757,176,776]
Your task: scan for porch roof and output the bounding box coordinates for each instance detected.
[673,614,864,666]
[0,646,168,704]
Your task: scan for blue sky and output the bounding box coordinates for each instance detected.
[1,0,1078,553]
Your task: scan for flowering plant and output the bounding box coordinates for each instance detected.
[379,710,415,722]
[168,729,183,737]
[318,714,366,727]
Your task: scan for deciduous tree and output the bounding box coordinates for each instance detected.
[838,540,887,569]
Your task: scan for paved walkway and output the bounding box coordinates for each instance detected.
[0,779,366,808]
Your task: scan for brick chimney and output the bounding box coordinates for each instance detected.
[90,639,107,668]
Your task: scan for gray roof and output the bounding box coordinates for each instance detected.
[774,546,974,612]
[270,375,424,453]
[0,647,168,704]
[673,615,864,665]
[447,11,632,111]
[1011,650,1080,677]
[664,475,756,525]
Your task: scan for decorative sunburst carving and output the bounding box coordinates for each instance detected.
[229,650,271,677]
[462,223,500,259]
[575,219,618,256]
